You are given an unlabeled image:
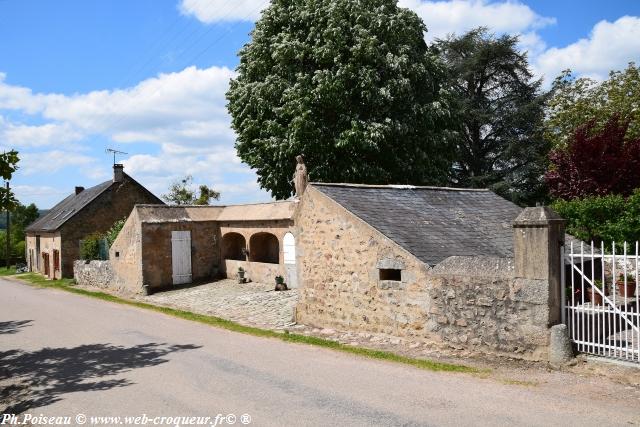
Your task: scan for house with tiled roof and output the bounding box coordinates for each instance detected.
[25,164,163,279]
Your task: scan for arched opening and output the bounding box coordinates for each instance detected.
[283,232,295,264]
[222,232,246,261]
[249,232,279,264]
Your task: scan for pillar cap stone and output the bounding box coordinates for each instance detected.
[513,206,564,227]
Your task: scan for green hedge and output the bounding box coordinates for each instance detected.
[552,189,640,248]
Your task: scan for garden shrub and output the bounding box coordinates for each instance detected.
[553,189,640,248]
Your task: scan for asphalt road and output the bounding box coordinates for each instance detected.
[1,278,638,427]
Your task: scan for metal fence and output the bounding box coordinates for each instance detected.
[562,241,639,363]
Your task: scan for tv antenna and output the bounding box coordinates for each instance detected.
[106,148,128,165]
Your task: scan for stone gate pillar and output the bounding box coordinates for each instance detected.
[513,206,565,326]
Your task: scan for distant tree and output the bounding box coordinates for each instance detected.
[545,63,640,149]
[162,175,220,205]
[0,150,19,211]
[436,28,549,206]
[227,0,453,199]
[545,115,640,200]
[11,203,39,231]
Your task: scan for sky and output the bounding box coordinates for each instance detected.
[0,0,639,208]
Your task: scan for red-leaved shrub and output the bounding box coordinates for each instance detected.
[546,115,640,199]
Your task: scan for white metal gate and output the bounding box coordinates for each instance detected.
[171,230,192,285]
[562,241,639,363]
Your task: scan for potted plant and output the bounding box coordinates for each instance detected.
[237,267,246,283]
[616,273,637,298]
[275,275,288,291]
[588,279,607,306]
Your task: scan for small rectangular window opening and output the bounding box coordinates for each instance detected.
[115,251,120,258]
[379,268,401,281]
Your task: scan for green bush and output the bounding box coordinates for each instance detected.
[105,218,126,247]
[552,189,640,248]
[80,233,103,260]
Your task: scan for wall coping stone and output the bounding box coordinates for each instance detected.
[431,256,514,279]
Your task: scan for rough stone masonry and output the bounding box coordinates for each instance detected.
[294,185,565,361]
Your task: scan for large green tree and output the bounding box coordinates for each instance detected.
[437,28,549,206]
[162,175,220,205]
[227,0,453,199]
[545,62,640,149]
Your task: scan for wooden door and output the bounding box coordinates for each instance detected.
[171,231,192,285]
[43,253,50,277]
[283,232,297,288]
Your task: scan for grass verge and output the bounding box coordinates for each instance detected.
[10,273,478,374]
[0,266,20,276]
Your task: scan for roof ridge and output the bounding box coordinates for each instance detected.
[135,200,287,209]
[310,182,489,192]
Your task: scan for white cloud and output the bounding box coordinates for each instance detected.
[398,0,555,40]
[44,66,235,143]
[0,64,272,205]
[179,0,268,23]
[0,117,83,149]
[19,150,106,179]
[0,73,54,114]
[534,16,640,83]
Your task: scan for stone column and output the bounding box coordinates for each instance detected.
[513,206,565,326]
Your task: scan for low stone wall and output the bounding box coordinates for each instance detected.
[297,254,551,359]
[224,259,284,285]
[73,261,133,294]
[428,257,549,360]
[73,260,128,293]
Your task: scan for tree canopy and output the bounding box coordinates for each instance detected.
[545,115,640,200]
[0,150,19,211]
[437,28,549,206]
[162,175,220,205]
[545,62,640,149]
[227,0,453,199]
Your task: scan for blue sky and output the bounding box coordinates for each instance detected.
[0,0,639,208]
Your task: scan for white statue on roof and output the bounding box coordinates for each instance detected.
[293,155,308,198]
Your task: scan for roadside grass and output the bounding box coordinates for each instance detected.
[10,273,479,374]
[0,266,20,276]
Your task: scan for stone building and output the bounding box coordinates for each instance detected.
[25,164,163,279]
[95,201,296,293]
[294,183,565,360]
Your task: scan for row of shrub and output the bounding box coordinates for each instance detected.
[552,190,640,249]
[79,218,125,261]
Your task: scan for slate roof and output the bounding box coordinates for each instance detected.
[26,180,115,232]
[313,183,524,266]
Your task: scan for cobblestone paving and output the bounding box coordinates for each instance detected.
[136,279,299,330]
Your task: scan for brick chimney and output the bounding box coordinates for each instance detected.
[113,164,124,183]
[75,186,85,195]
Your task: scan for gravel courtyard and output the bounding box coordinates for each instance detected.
[134,279,299,330]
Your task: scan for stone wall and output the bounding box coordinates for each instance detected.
[295,187,557,360]
[73,260,125,292]
[109,209,144,293]
[224,259,284,285]
[428,257,549,359]
[140,220,221,290]
[295,187,431,338]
